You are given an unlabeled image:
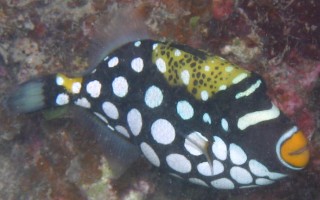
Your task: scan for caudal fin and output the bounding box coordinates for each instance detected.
[6,74,77,113]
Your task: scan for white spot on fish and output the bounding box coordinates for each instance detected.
[203,113,211,124]
[181,70,190,85]
[102,101,119,120]
[204,65,210,71]
[211,178,235,189]
[72,82,81,94]
[213,160,224,175]
[184,131,208,156]
[94,112,109,124]
[127,108,143,136]
[201,90,209,101]
[131,57,144,73]
[134,41,141,47]
[152,43,158,50]
[229,143,247,165]
[225,66,234,72]
[151,119,175,145]
[212,136,227,161]
[56,93,69,105]
[232,73,248,84]
[230,166,253,184]
[166,153,192,173]
[221,118,229,131]
[112,76,129,98]
[108,56,119,68]
[74,97,91,108]
[177,100,194,120]
[188,178,208,187]
[219,85,227,91]
[174,49,181,56]
[144,85,163,108]
[115,125,130,138]
[256,178,274,186]
[197,162,212,176]
[140,142,160,167]
[86,80,102,98]
[155,58,166,73]
[56,76,64,85]
[248,159,269,177]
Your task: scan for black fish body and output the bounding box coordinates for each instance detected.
[8,39,310,189]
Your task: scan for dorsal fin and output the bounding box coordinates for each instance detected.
[87,3,154,71]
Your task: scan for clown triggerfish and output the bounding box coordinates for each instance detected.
[7,40,310,189]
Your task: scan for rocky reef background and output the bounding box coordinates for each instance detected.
[0,0,319,199]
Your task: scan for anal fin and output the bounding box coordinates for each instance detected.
[71,107,141,179]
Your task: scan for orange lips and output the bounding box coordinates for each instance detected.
[280,130,310,169]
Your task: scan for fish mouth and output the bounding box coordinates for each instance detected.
[276,127,310,170]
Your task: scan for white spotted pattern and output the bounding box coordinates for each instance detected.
[151,119,175,145]
[177,100,194,120]
[229,143,247,165]
[184,132,208,156]
[221,118,229,131]
[180,70,190,85]
[102,101,119,120]
[174,49,181,56]
[56,76,64,85]
[248,159,287,180]
[86,80,102,98]
[74,97,91,108]
[219,85,227,91]
[256,178,274,185]
[203,113,212,124]
[166,154,192,173]
[204,65,210,71]
[131,57,144,73]
[189,178,208,187]
[112,76,129,97]
[248,159,269,177]
[211,178,235,189]
[213,160,224,175]
[201,90,209,101]
[212,136,227,161]
[153,43,158,50]
[140,142,160,167]
[144,85,163,108]
[72,82,81,94]
[155,58,166,73]
[230,166,253,184]
[197,162,212,176]
[108,56,119,68]
[134,41,141,47]
[197,160,224,176]
[127,108,143,136]
[225,66,234,72]
[56,93,69,105]
[94,112,109,124]
[115,125,130,138]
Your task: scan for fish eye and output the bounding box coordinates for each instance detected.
[276,126,310,170]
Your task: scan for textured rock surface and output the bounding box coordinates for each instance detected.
[0,0,319,199]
